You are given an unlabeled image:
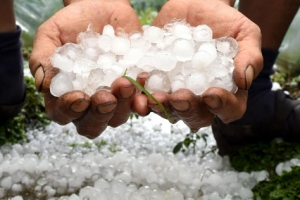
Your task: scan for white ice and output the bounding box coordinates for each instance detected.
[98,35,113,53]
[144,70,171,93]
[171,22,192,40]
[216,37,239,58]
[192,24,213,42]
[143,26,165,43]
[50,71,75,97]
[51,53,74,72]
[154,51,177,71]
[102,24,115,38]
[111,36,130,55]
[171,39,195,62]
[50,22,238,97]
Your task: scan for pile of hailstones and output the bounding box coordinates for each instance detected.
[50,21,238,97]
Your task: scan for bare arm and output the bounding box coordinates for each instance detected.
[239,0,300,50]
[0,0,16,32]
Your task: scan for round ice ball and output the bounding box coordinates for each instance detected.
[50,71,75,97]
[144,70,171,94]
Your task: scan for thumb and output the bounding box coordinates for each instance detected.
[29,20,61,92]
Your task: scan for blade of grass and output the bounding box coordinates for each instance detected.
[123,70,174,123]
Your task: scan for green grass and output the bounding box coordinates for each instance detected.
[253,166,300,200]
[230,140,300,199]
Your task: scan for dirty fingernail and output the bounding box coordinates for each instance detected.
[191,128,199,133]
[71,98,89,112]
[34,66,44,92]
[97,102,117,114]
[148,104,161,112]
[245,65,254,90]
[203,94,222,109]
[136,72,148,86]
[170,100,190,111]
[120,85,135,98]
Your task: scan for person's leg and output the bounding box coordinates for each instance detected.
[0,0,26,124]
[212,0,300,156]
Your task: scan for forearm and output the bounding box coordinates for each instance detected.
[0,0,16,32]
[239,0,300,49]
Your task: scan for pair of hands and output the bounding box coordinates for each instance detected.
[29,0,263,138]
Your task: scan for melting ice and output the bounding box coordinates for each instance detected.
[50,21,238,97]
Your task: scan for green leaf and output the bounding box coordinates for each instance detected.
[183,137,191,148]
[173,142,183,154]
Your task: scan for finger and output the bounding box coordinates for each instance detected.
[152,0,189,27]
[136,72,148,86]
[108,77,136,127]
[147,91,180,123]
[74,90,117,138]
[169,89,214,131]
[202,87,248,123]
[44,91,90,125]
[29,23,60,92]
[233,42,263,90]
[29,21,61,77]
[132,93,151,116]
[33,65,59,93]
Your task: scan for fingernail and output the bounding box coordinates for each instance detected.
[136,72,148,86]
[245,65,254,90]
[120,85,135,98]
[170,100,190,111]
[148,104,160,112]
[191,128,199,133]
[34,66,44,92]
[97,102,117,114]
[71,98,89,112]
[202,94,222,109]
[97,86,112,93]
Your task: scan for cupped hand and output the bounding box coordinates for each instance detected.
[29,0,142,138]
[133,0,263,131]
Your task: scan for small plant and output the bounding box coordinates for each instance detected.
[95,139,107,149]
[82,141,93,148]
[108,143,122,153]
[70,143,78,148]
[173,132,210,154]
[129,113,139,120]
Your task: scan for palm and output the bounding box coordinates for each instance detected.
[29,0,142,137]
[134,0,263,130]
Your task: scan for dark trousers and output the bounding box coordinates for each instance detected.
[0,26,26,123]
